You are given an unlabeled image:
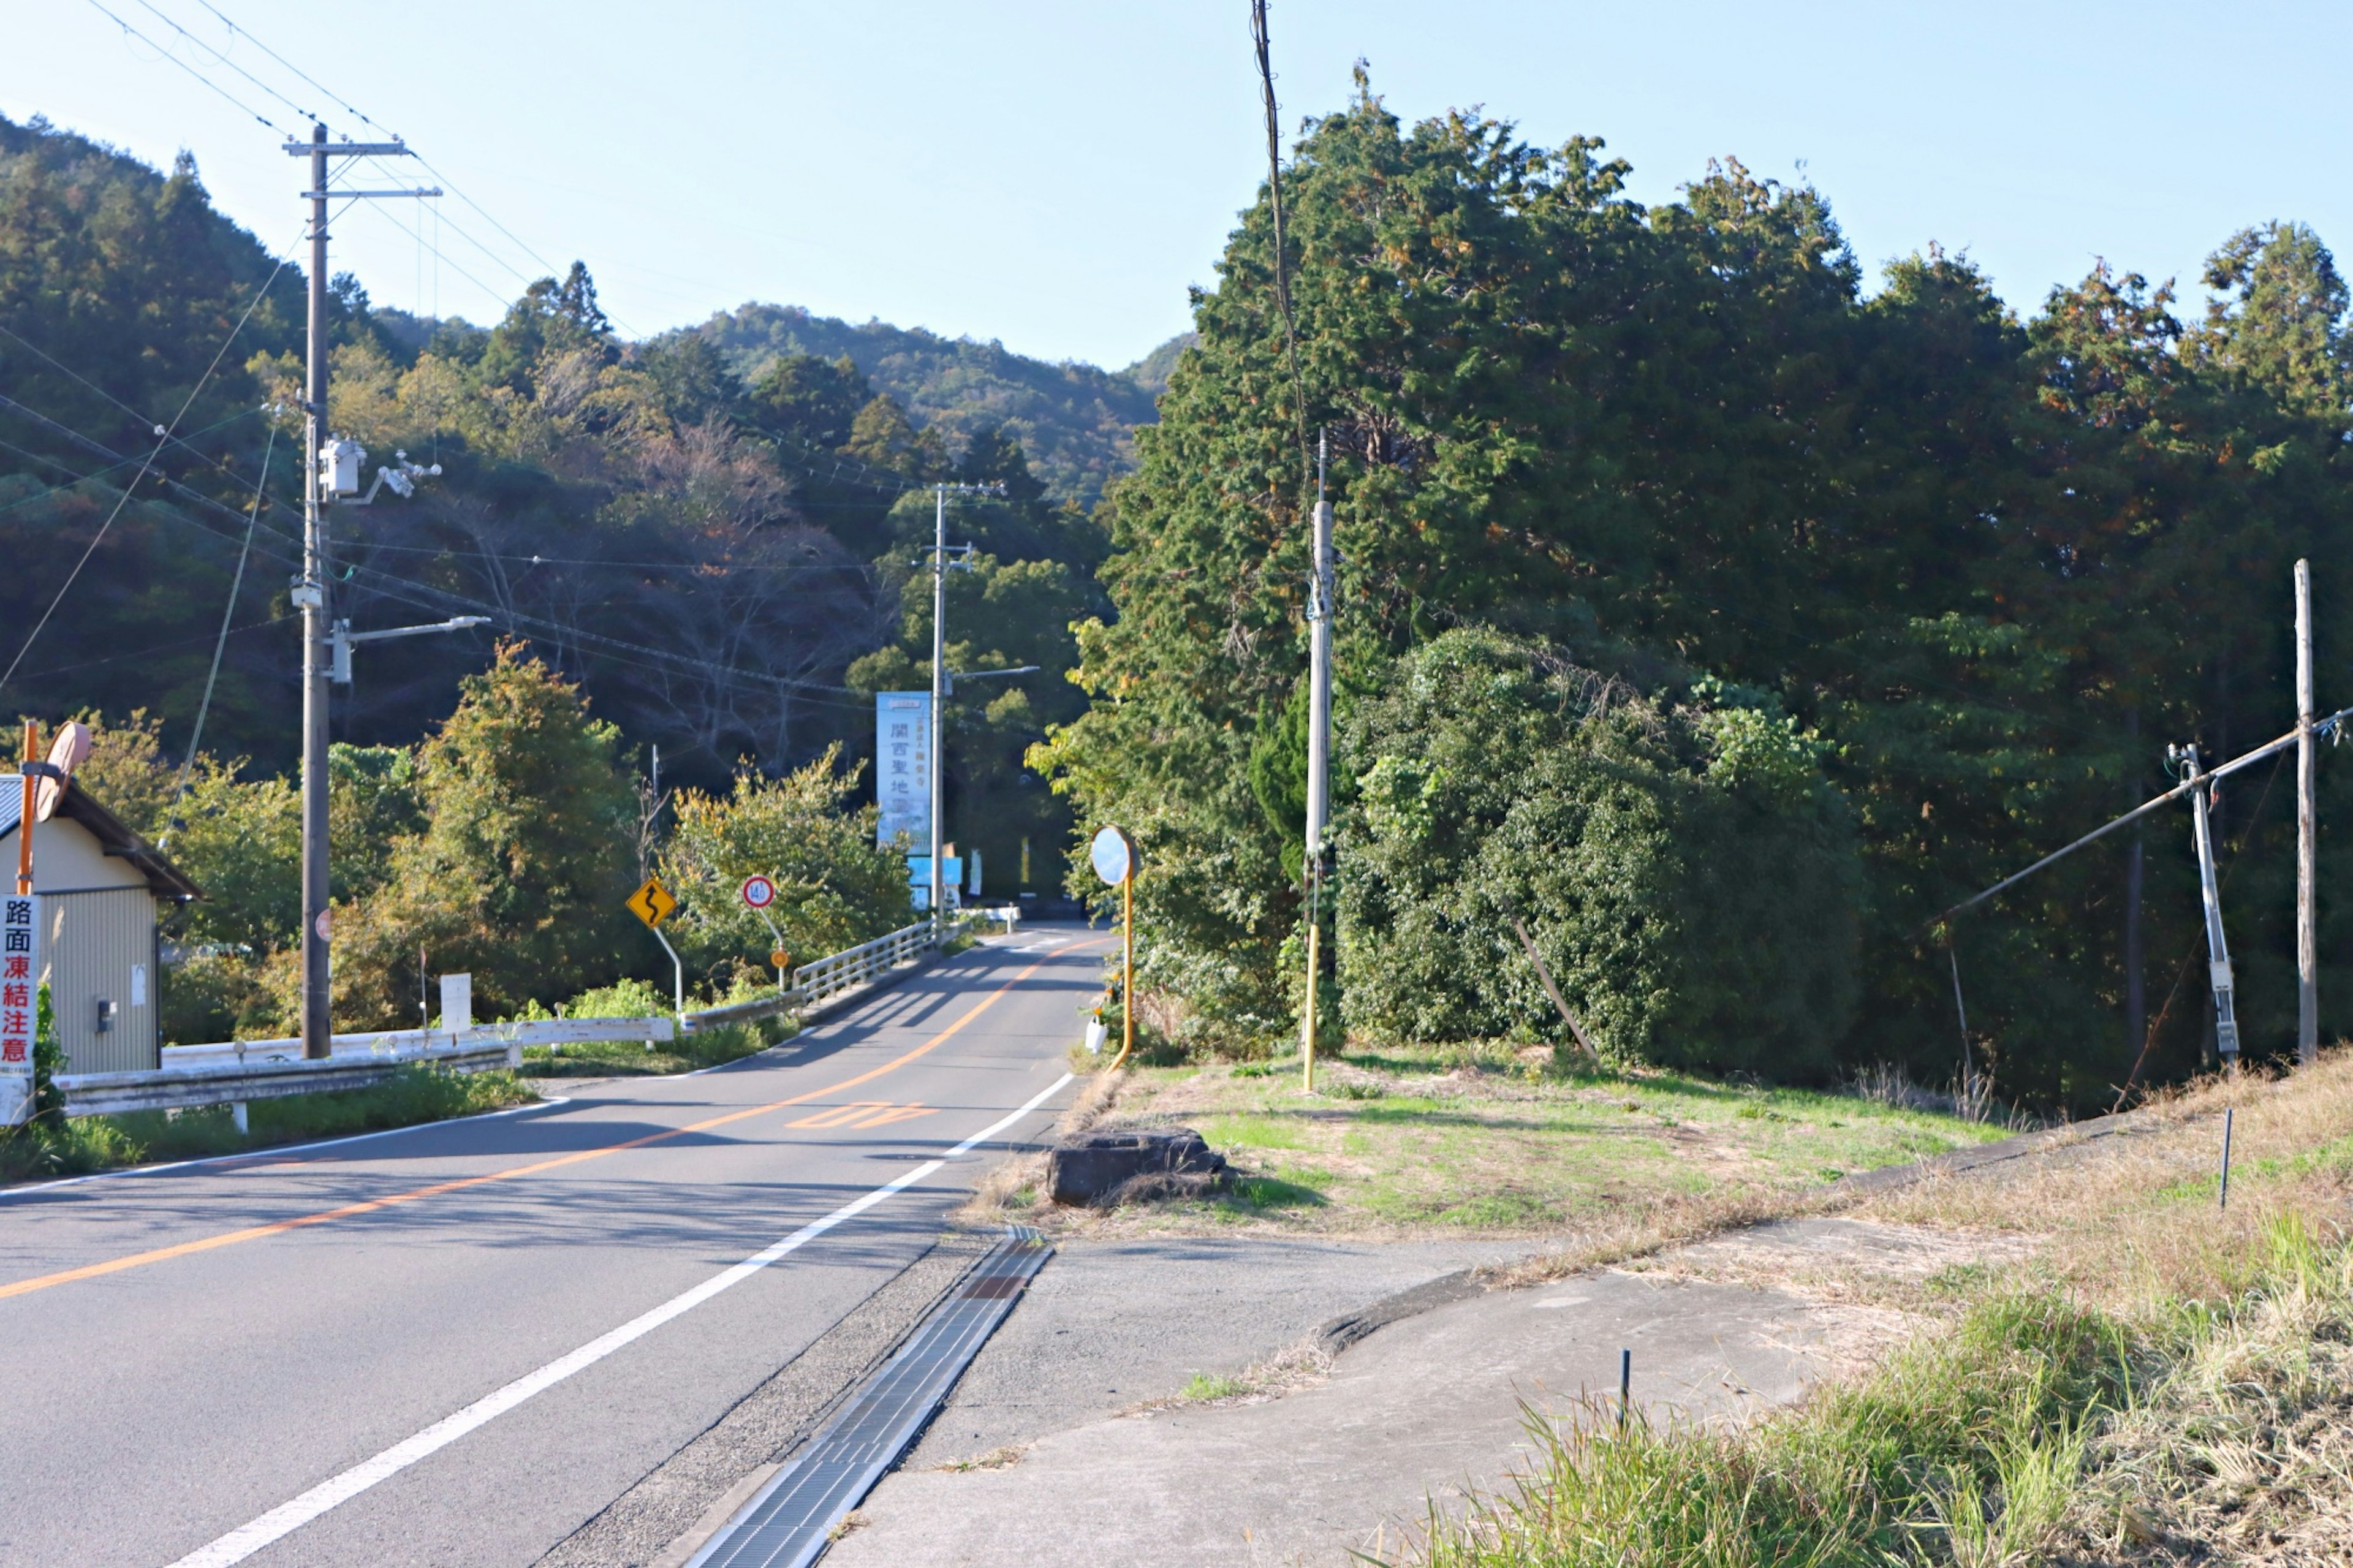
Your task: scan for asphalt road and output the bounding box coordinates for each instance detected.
[0,925,1104,1568]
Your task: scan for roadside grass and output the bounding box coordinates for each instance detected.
[1405,1053,2353,1566]
[510,977,795,1079]
[0,1065,540,1184]
[1016,1046,2009,1238]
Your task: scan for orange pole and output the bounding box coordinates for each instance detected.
[1116,870,1134,1069]
[16,721,37,896]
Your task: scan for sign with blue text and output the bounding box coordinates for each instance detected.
[876,692,931,850]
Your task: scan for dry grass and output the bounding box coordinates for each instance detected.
[953,1066,1134,1227]
[1122,1336,1337,1415]
[931,1444,1029,1473]
[1406,1050,2353,1568]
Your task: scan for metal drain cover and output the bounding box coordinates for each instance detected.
[686,1227,1052,1568]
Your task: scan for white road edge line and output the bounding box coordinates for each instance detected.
[162,1070,1077,1568]
[0,1096,575,1201]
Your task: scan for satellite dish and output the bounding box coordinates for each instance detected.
[36,722,91,822]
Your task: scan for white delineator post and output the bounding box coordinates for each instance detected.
[2296,558,2318,1067]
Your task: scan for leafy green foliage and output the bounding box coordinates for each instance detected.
[659,744,910,986]
[1035,81,2353,1106]
[332,645,636,1026]
[1338,632,1861,1077]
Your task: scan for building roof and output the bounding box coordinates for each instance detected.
[0,776,203,902]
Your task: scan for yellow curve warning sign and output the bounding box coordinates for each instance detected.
[626,876,678,928]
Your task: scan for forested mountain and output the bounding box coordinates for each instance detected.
[1037,83,2353,1112]
[0,110,1104,892]
[692,304,1175,504]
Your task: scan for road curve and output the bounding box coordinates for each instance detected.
[0,925,1104,1568]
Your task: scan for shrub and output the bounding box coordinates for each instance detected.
[1337,631,1861,1079]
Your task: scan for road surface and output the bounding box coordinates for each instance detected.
[0,926,1102,1567]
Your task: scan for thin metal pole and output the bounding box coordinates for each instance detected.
[2219,1105,2235,1210]
[1948,941,1974,1093]
[1618,1347,1632,1430]
[17,720,37,895]
[930,484,946,936]
[1120,870,1134,1066]
[300,121,332,1061]
[1303,433,1331,1088]
[2297,559,2318,1066]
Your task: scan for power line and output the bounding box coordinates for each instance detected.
[128,0,315,124]
[0,222,306,695]
[188,0,390,134]
[169,417,277,828]
[80,0,285,131]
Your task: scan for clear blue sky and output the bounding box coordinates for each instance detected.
[4,0,2343,369]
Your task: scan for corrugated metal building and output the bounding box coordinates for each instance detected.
[0,778,202,1074]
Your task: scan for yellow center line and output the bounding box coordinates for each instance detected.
[1,938,1101,1303]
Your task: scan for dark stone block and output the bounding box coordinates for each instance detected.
[1046,1126,1229,1208]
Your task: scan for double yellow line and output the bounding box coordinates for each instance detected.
[1,940,1093,1303]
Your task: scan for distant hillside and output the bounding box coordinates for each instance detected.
[1123,331,1197,396]
[699,305,1185,504]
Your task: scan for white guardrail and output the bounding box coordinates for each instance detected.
[52,909,1017,1118]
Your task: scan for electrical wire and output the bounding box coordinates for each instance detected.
[165,418,276,842]
[128,0,315,125]
[0,221,306,696]
[80,0,284,131]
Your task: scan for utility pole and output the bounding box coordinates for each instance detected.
[1302,433,1332,1089]
[284,124,436,1058]
[2297,558,2319,1066]
[2175,743,2242,1072]
[925,482,998,933]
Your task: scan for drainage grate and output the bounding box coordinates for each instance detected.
[685,1227,1052,1568]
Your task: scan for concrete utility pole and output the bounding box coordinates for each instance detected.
[2297,558,2319,1066]
[1302,433,1332,1088]
[284,124,436,1058]
[2177,743,2242,1072]
[925,483,998,931]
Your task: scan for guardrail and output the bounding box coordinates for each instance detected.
[683,918,942,1033]
[156,1015,676,1073]
[56,909,1018,1119]
[57,1041,517,1118]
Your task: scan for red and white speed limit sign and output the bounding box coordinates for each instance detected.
[740,874,776,909]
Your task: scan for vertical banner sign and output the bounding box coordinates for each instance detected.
[1,893,39,1118]
[875,691,932,850]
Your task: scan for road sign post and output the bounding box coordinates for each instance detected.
[627,875,684,1017]
[1090,827,1136,1069]
[741,875,790,991]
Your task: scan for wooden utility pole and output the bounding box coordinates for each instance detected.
[2297,558,2318,1066]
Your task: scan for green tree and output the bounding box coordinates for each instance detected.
[659,745,909,987]
[334,645,635,1025]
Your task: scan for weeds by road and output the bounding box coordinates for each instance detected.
[1406,1053,2353,1566]
[0,1065,540,1184]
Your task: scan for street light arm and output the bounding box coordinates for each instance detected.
[341,616,491,646]
[942,665,1038,698]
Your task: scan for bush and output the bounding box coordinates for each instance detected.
[1337,631,1862,1079]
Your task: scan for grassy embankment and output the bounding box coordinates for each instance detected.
[1404,1055,2353,1567]
[977,1045,2013,1239]
[0,1064,539,1184]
